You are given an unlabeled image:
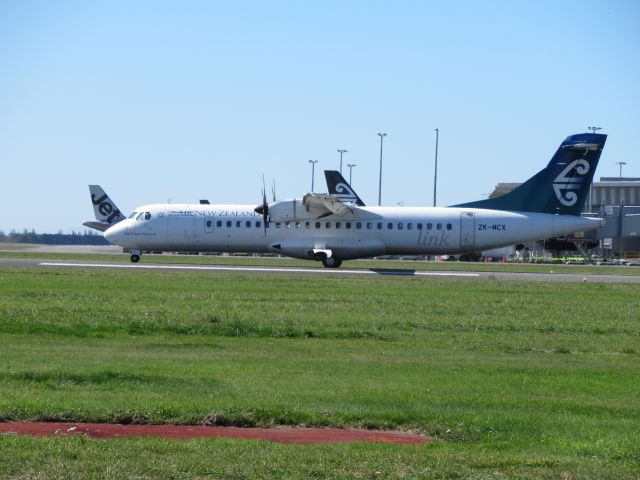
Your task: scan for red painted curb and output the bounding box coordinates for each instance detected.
[0,422,428,445]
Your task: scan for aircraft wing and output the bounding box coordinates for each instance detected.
[302,193,354,217]
[266,193,377,222]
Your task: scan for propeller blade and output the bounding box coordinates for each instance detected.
[261,175,269,235]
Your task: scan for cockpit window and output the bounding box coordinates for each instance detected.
[145,212,151,220]
[135,212,145,221]
[128,212,138,219]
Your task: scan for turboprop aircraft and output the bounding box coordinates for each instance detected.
[88,133,606,267]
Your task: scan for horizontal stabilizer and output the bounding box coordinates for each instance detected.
[83,221,113,232]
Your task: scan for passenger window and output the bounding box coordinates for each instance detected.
[276,223,281,228]
[417,223,423,230]
[206,220,212,228]
[377,222,383,230]
[356,222,362,229]
[246,221,251,228]
[335,222,341,229]
[387,223,393,230]
[285,222,291,229]
[295,222,301,228]
[447,223,452,230]
[367,222,372,230]
[437,223,442,230]
[325,222,331,229]
[305,222,310,229]
[398,223,403,230]
[256,221,261,228]
[346,222,351,229]
[427,223,433,230]
[315,222,321,229]
[236,221,242,228]
[216,220,222,228]
[226,220,232,227]
[407,223,413,230]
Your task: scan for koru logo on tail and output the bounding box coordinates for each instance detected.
[552,159,590,206]
[333,182,358,203]
[91,193,122,223]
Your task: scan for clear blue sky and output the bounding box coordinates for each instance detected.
[1,0,638,233]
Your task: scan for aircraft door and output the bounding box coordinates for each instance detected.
[204,217,214,233]
[460,212,475,250]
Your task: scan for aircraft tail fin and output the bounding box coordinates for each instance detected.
[84,185,126,231]
[324,170,366,206]
[454,133,607,215]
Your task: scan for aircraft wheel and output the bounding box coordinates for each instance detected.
[131,254,141,263]
[322,257,342,268]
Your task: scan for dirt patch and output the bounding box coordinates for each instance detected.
[0,422,428,445]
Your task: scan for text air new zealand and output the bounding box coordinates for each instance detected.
[85,133,606,267]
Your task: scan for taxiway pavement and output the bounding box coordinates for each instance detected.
[1,258,639,283]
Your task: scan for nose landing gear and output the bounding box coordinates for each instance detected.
[129,249,142,263]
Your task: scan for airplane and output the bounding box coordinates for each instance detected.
[87,132,607,267]
[325,170,366,206]
[83,185,126,232]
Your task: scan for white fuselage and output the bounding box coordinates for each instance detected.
[103,203,603,261]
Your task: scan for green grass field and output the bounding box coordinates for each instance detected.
[1,261,639,478]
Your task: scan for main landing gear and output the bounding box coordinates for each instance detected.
[322,256,342,268]
[315,252,342,268]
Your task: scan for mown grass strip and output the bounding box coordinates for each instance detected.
[0,266,638,478]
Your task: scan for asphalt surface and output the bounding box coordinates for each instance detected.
[1,258,640,283]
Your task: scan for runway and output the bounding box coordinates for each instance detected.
[2,258,640,283]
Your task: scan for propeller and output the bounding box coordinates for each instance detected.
[254,175,269,235]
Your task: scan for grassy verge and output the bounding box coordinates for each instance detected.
[0,266,638,478]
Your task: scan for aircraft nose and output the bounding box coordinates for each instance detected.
[104,223,124,244]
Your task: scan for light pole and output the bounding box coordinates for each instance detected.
[347,163,357,185]
[377,133,387,206]
[308,160,318,192]
[433,128,439,207]
[616,161,627,179]
[588,126,602,134]
[337,149,348,174]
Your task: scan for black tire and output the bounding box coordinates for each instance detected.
[322,257,342,268]
[131,254,141,263]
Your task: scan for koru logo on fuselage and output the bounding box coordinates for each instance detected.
[91,193,122,223]
[333,182,358,203]
[552,159,590,207]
